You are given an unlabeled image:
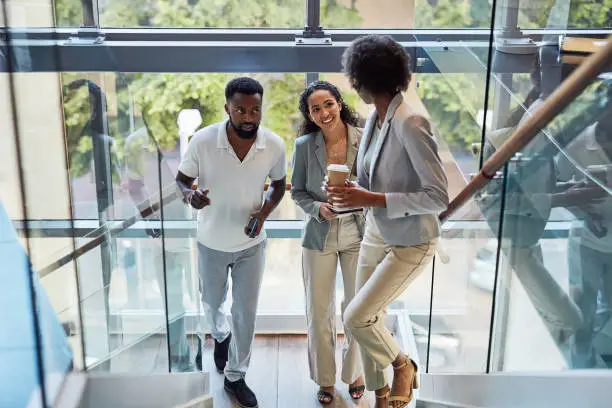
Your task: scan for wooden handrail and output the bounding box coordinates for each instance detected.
[439,35,612,223]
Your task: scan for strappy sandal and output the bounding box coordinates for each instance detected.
[317,389,334,405]
[348,384,366,400]
[389,357,419,408]
[375,388,390,407]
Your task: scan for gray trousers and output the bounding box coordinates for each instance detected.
[197,241,265,381]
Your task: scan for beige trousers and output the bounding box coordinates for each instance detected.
[344,215,437,391]
[302,216,364,387]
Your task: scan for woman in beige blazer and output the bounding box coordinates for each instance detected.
[291,81,365,404]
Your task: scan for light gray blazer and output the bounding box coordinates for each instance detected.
[358,93,448,247]
[291,126,365,251]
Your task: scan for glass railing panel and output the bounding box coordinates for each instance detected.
[37,256,84,370]
[424,206,501,373]
[37,66,185,372]
[473,0,612,370]
[85,325,174,374]
[486,72,612,371]
[43,219,182,373]
[412,4,612,374]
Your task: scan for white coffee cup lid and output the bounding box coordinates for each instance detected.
[327,164,350,172]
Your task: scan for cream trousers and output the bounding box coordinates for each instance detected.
[302,216,364,386]
[344,214,437,391]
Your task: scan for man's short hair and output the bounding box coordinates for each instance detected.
[225,77,264,101]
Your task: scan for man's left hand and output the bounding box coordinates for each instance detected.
[245,210,266,238]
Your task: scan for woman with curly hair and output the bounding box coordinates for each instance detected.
[327,35,449,408]
[291,81,366,404]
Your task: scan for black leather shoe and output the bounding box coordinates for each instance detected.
[224,378,258,408]
[214,333,231,373]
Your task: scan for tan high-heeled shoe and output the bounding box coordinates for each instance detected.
[375,388,390,408]
[389,357,419,408]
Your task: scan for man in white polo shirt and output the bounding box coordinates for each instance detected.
[176,77,286,408]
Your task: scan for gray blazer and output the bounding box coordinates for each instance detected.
[291,126,365,251]
[358,93,448,247]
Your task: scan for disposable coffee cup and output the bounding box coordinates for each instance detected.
[327,164,350,187]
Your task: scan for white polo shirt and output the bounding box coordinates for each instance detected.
[178,120,286,252]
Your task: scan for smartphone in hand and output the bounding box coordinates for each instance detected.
[246,217,260,238]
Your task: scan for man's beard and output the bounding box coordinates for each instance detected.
[229,118,258,139]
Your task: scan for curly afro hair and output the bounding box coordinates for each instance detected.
[298,81,361,136]
[342,35,412,96]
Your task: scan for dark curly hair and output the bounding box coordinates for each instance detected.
[342,35,412,96]
[298,81,361,136]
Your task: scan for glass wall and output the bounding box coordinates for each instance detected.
[485,67,612,372]
[476,1,612,372]
[1,3,76,406]
[2,0,611,394]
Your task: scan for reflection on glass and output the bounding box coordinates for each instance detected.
[427,206,498,373]
[417,73,486,184]
[122,123,197,372]
[559,107,612,369]
[481,33,612,370]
